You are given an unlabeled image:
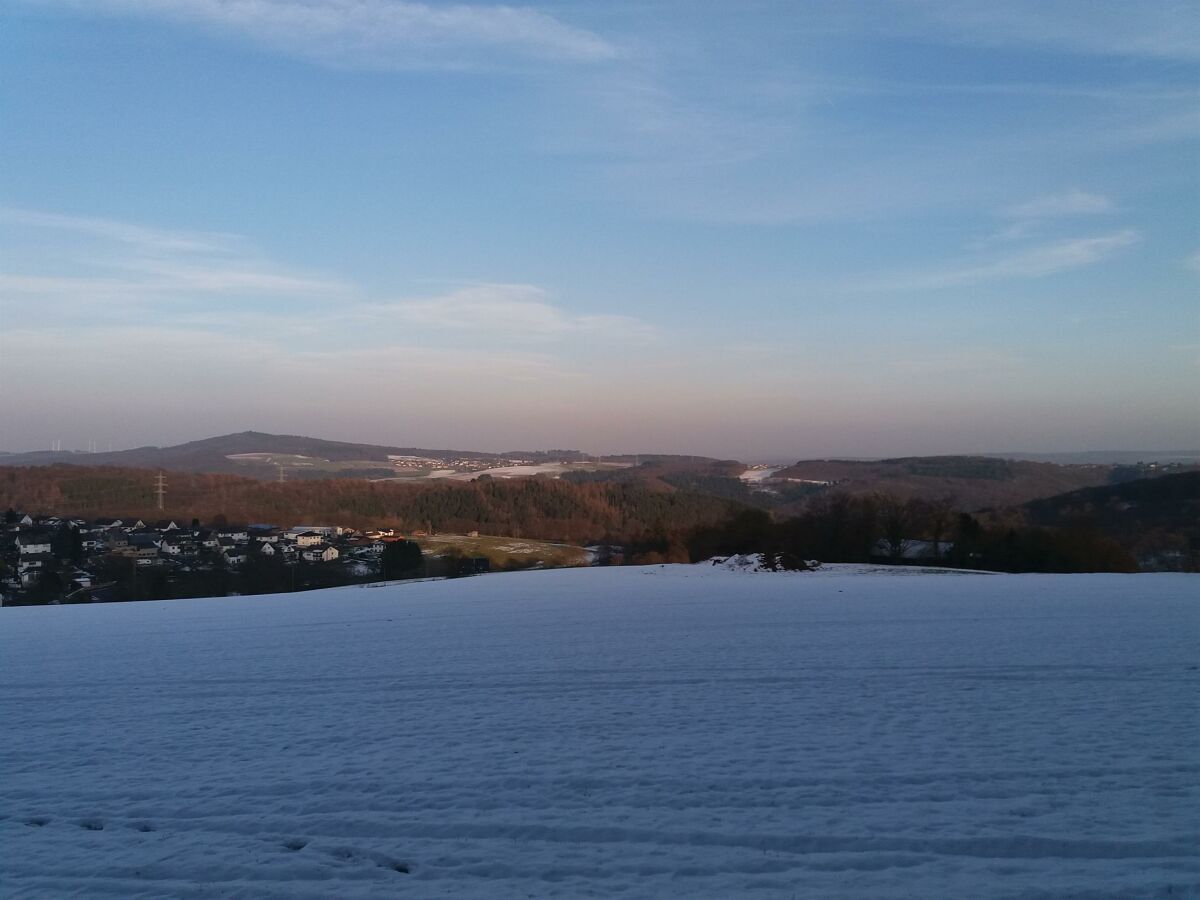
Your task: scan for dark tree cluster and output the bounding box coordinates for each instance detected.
[684,493,1137,573]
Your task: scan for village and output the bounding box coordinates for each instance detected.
[0,512,480,605]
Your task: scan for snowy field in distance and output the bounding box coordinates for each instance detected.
[2,565,1198,898]
[739,466,783,482]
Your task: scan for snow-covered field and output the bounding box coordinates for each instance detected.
[738,466,783,483]
[429,462,631,481]
[2,566,1197,898]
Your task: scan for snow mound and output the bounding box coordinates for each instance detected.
[707,553,820,573]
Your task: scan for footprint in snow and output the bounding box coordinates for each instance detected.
[78,819,105,831]
[24,817,50,827]
[327,846,409,873]
[283,839,308,852]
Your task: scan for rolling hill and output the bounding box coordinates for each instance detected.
[1024,471,1200,570]
[769,455,1126,511]
[0,432,713,481]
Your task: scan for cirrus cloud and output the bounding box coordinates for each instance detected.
[32,0,618,68]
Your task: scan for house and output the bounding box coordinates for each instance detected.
[106,529,130,550]
[253,531,281,544]
[292,530,324,548]
[16,532,54,556]
[301,544,339,563]
[154,520,181,533]
[69,569,95,589]
[129,545,161,564]
[289,525,342,538]
[80,533,107,554]
[160,534,198,557]
[222,547,248,567]
[129,531,161,550]
[217,527,250,543]
[17,513,34,526]
[258,541,277,556]
[120,518,146,530]
[17,553,54,585]
[197,530,220,550]
[345,538,385,556]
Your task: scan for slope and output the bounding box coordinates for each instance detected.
[2,566,1196,898]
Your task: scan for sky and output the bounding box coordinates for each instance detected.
[1,0,1197,460]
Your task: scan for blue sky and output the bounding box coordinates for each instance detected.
[1,0,1197,459]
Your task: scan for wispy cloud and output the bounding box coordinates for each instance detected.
[888,1,1200,61]
[1003,190,1114,219]
[378,283,656,340]
[1,209,653,356]
[41,0,617,68]
[0,206,237,254]
[867,231,1140,291]
[0,206,349,303]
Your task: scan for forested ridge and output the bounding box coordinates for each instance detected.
[4,464,1187,572]
[0,465,743,544]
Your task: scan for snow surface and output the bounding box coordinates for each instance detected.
[738,466,782,483]
[429,463,630,481]
[2,565,1198,898]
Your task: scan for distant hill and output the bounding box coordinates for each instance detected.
[6,433,1191,515]
[770,455,1120,511]
[0,432,718,481]
[0,432,565,479]
[1024,471,1200,571]
[987,450,1200,465]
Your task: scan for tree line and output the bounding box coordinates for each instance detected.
[684,493,1137,573]
[2,465,1144,573]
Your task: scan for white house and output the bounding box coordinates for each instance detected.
[289,525,343,538]
[16,533,53,556]
[293,531,324,548]
[160,535,197,556]
[301,544,339,563]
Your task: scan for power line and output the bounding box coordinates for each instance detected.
[154,472,167,511]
